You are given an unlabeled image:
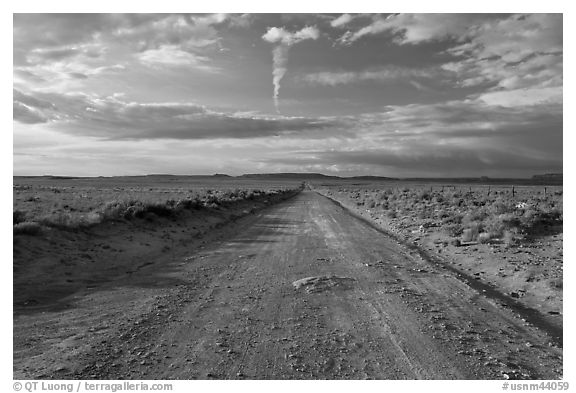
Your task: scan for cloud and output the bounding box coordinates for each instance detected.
[113,14,228,51]
[477,87,563,107]
[302,66,442,87]
[441,53,563,91]
[13,102,48,124]
[12,89,341,140]
[13,89,57,124]
[338,14,562,109]
[14,14,228,92]
[136,45,218,71]
[262,26,320,113]
[14,60,126,93]
[441,14,563,106]
[339,14,490,45]
[14,14,229,58]
[259,94,561,177]
[352,99,562,137]
[449,14,562,62]
[26,44,105,65]
[227,14,254,28]
[13,14,115,59]
[304,146,561,177]
[261,26,320,47]
[330,14,353,28]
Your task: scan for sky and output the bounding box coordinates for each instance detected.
[13,13,563,178]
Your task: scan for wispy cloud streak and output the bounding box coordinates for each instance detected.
[262,26,319,113]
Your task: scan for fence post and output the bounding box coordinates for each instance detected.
[512,186,515,197]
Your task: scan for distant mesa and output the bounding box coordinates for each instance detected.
[12,172,562,186]
[239,172,398,181]
[240,172,339,180]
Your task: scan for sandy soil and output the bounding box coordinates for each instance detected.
[13,191,562,379]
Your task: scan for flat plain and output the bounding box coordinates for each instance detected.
[13,176,563,379]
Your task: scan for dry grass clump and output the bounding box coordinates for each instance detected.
[13,221,42,235]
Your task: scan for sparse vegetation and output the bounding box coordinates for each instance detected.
[13,221,42,236]
[13,177,303,235]
[316,184,562,246]
[13,210,27,225]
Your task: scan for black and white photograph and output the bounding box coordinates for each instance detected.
[12,8,565,385]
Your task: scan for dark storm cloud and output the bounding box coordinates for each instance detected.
[253,96,562,177]
[319,148,561,173]
[368,100,562,131]
[266,145,562,178]
[12,89,341,140]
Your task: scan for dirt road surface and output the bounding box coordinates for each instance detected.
[13,191,562,379]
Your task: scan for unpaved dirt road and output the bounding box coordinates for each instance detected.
[14,191,562,379]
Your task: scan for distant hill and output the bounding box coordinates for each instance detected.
[349,175,398,181]
[13,172,562,186]
[239,173,397,181]
[240,173,339,180]
[238,173,562,186]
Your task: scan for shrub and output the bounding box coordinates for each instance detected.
[521,208,538,224]
[175,198,202,210]
[143,203,174,218]
[502,230,518,247]
[488,200,514,215]
[462,210,488,225]
[449,238,461,247]
[98,200,138,220]
[462,225,480,242]
[81,213,102,225]
[38,211,103,229]
[442,223,463,237]
[442,213,463,225]
[14,221,42,236]
[478,232,492,244]
[417,209,428,219]
[13,210,27,225]
[437,209,451,219]
[418,190,431,201]
[39,212,75,228]
[432,195,444,204]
